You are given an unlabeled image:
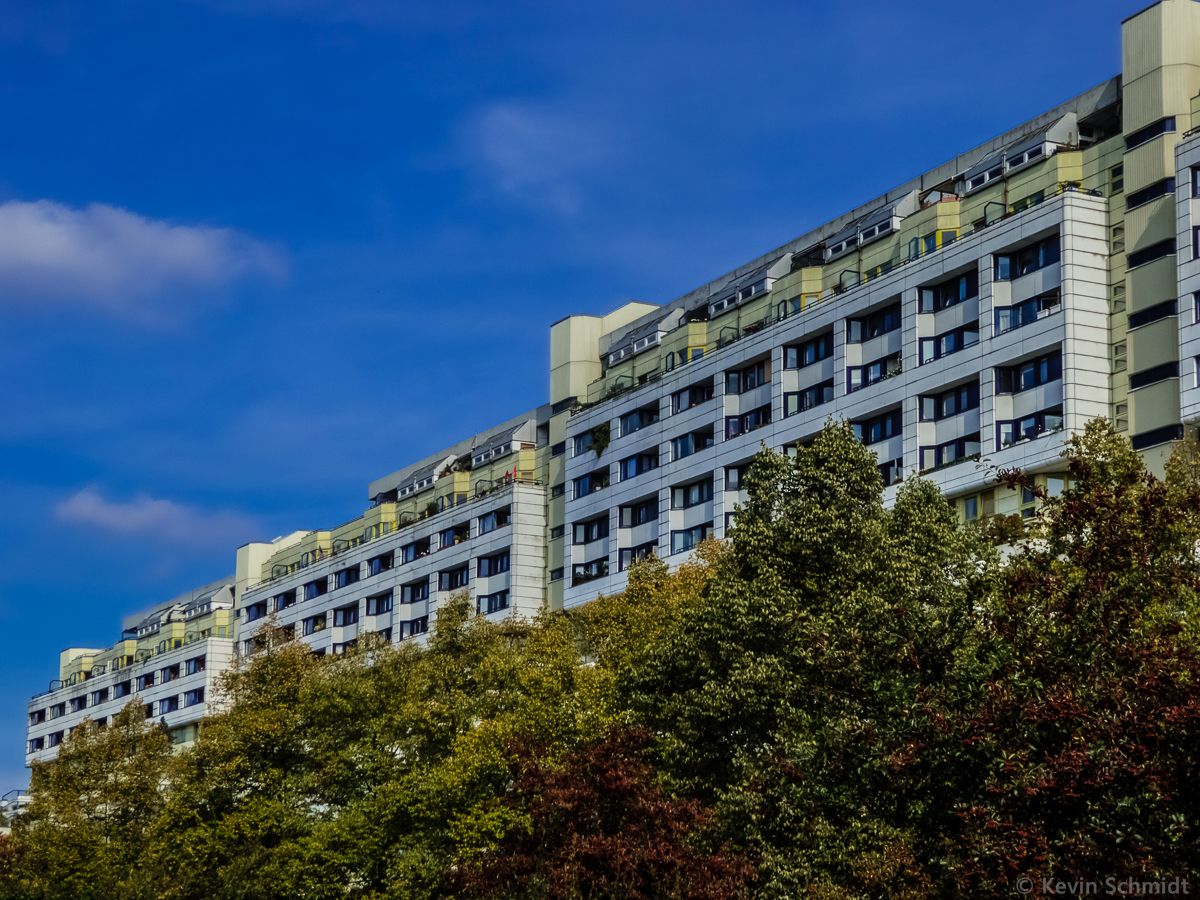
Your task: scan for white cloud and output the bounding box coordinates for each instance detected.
[55,487,258,548]
[0,200,286,321]
[473,103,613,214]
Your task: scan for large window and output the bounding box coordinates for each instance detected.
[919,382,980,421]
[994,289,1060,333]
[478,507,511,535]
[572,432,593,457]
[400,579,429,605]
[367,551,394,576]
[619,450,659,481]
[184,655,206,676]
[1125,116,1175,151]
[439,524,469,549]
[274,590,296,612]
[725,464,750,491]
[997,406,1064,449]
[784,332,833,368]
[619,541,658,571]
[1129,360,1180,390]
[672,478,713,509]
[671,382,715,414]
[853,409,902,446]
[1127,177,1174,210]
[573,470,610,499]
[478,591,509,614]
[334,566,360,590]
[994,235,1059,280]
[619,498,658,528]
[572,560,608,586]
[919,325,979,365]
[846,301,901,343]
[784,381,834,416]
[619,404,659,436]
[184,688,205,707]
[671,427,715,461]
[573,517,609,544]
[920,433,982,472]
[366,592,393,615]
[847,354,901,392]
[245,600,268,622]
[725,404,771,439]
[400,538,431,564]
[1129,238,1176,269]
[725,361,767,394]
[438,566,469,592]
[303,614,327,635]
[995,350,1062,394]
[1128,299,1177,329]
[333,604,359,627]
[477,550,510,577]
[919,270,978,312]
[671,523,713,555]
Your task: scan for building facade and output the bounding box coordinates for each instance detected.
[24,0,1200,766]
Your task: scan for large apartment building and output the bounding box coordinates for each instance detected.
[24,0,1200,765]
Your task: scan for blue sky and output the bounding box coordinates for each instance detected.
[0,0,1133,788]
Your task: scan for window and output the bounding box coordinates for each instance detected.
[995,350,1062,394]
[619,498,658,527]
[671,427,715,460]
[50,702,66,719]
[725,404,771,438]
[1128,238,1175,269]
[136,673,155,691]
[1112,225,1126,255]
[161,697,180,714]
[304,579,328,601]
[671,523,713,555]
[401,579,430,604]
[1111,164,1124,195]
[994,289,1061,333]
[919,271,978,313]
[572,432,594,457]
[919,382,980,421]
[333,604,359,627]
[478,550,511,577]
[1128,300,1177,329]
[846,302,901,342]
[852,409,902,446]
[725,464,750,491]
[1131,424,1184,450]
[303,614,327,636]
[163,664,181,683]
[29,737,44,752]
[478,590,510,614]
[1129,361,1180,390]
[784,380,834,416]
[619,450,659,480]
[550,525,565,539]
[573,470,610,498]
[1009,190,1045,214]
[90,688,109,706]
[332,640,358,655]
[1194,167,1200,199]
[847,354,901,392]
[994,235,1059,280]
[671,382,715,414]
[550,483,566,498]
[366,592,393,615]
[1127,177,1174,210]
[997,406,1064,448]
[406,616,430,637]
[478,507,510,534]
[334,566,360,590]
[1114,343,1127,372]
[574,517,609,544]
[400,537,431,564]
[551,441,566,457]
[1125,116,1175,151]
[549,567,564,582]
[672,478,713,509]
[274,590,296,612]
[572,559,609,585]
[245,600,268,622]
[367,551,395,575]
[726,361,768,394]
[439,565,469,591]
[184,655,206,676]
[439,524,469,549]
[784,332,833,368]
[919,433,982,472]
[879,458,904,487]
[114,681,131,699]
[919,326,979,364]
[619,541,658,571]
[69,696,87,713]
[1115,402,1129,432]
[29,709,46,725]
[619,405,660,436]
[184,688,205,707]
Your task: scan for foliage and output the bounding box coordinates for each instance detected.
[5,420,1200,899]
[457,725,755,900]
[591,422,611,458]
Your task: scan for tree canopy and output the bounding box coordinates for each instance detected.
[4,419,1198,899]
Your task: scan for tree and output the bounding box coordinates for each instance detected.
[456,725,755,900]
